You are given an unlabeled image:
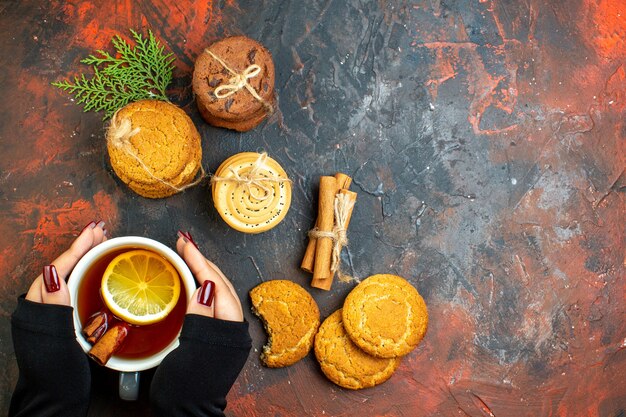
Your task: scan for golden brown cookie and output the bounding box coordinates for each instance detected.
[314,309,401,390]
[193,36,275,131]
[211,152,291,233]
[250,280,320,367]
[107,100,202,198]
[342,274,428,358]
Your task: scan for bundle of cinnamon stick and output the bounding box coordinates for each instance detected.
[301,173,357,290]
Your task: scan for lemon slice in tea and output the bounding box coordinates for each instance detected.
[101,249,181,325]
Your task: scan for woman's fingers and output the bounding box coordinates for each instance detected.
[40,265,70,306]
[177,237,223,284]
[177,236,243,322]
[187,280,215,317]
[204,259,242,311]
[53,220,106,279]
[25,220,107,304]
[25,277,43,303]
[175,233,240,304]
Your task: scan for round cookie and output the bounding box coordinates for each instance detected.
[193,36,275,131]
[314,309,401,390]
[250,280,320,367]
[211,152,291,233]
[342,274,428,358]
[107,100,202,198]
[199,105,270,132]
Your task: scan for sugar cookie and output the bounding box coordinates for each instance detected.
[342,274,428,358]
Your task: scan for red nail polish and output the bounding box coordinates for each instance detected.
[184,232,199,249]
[177,230,189,243]
[197,280,215,307]
[96,220,106,229]
[43,265,60,293]
[81,221,97,233]
[178,230,199,249]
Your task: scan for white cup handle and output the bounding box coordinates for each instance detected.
[119,371,140,401]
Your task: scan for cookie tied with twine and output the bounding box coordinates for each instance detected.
[211,152,291,233]
[106,100,204,199]
[192,36,275,132]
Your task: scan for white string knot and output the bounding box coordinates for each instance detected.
[211,152,290,201]
[214,65,261,99]
[108,113,140,148]
[204,49,273,113]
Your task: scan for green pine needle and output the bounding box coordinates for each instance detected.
[52,29,175,119]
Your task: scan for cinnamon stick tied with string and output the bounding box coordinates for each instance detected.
[88,323,129,366]
[310,190,357,290]
[302,173,357,290]
[301,173,351,272]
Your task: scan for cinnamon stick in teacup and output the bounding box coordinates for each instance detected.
[301,173,351,272]
[82,310,112,344]
[88,323,129,366]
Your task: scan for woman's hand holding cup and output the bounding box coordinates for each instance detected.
[26,220,107,306]
[176,231,244,322]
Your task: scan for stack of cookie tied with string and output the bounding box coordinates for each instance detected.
[314,274,428,389]
[193,36,275,132]
[106,100,203,198]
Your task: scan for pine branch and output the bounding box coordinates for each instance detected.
[52,29,175,120]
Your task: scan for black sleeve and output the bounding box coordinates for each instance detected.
[150,314,252,417]
[9,296,91,417]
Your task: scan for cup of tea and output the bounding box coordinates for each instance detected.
[67,236,196,400]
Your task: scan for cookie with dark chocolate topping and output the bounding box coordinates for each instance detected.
[192,36,275,132]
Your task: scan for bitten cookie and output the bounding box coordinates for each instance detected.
[250,280,320,367]
[314,309,401,390]
[107,100,202,198]
[342,274,428,358]
[192,36,275,131]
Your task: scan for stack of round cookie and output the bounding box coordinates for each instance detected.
[106,100,202,199]
[315,274,428,389]
[192,36,275,132]
[211,152,291,234]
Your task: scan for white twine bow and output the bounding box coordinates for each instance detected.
[210,152,290,201]
[204,49,273,112]
[215,65,261,99]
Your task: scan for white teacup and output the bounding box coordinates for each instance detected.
[67,236,195,400]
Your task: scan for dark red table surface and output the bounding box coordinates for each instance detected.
[1,1,624,416]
